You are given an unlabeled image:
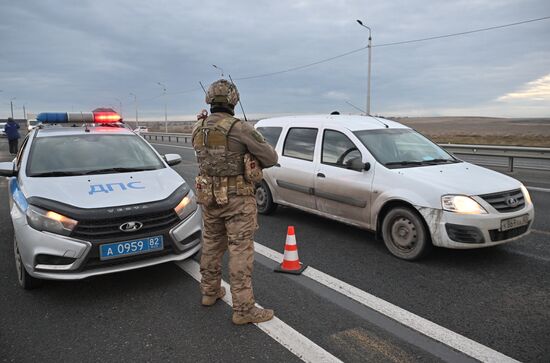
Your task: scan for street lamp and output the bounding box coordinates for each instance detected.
[212,64,224,78]
[157,82,168,133]
[22,103,27,120]
[357,19,372,115]
[129,92,139,127]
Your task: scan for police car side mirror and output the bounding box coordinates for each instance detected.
[0,162,17,177]
[164,154,182,166]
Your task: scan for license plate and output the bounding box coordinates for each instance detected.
[500,214,529,232]
[99,236,164,260]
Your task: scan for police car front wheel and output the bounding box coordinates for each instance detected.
[14,238,42,290]
[382,207,432,260]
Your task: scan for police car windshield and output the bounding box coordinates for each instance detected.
[27,134,165,177]
[353,129,459,169]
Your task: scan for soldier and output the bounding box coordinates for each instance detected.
[192,79,278,325]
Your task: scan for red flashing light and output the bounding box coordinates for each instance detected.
[93,112,122,123]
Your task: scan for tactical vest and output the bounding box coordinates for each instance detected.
[192,116,245,177]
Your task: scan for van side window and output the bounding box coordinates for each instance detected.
[322,130,362,168]
[283,128,318,161]
[256,127,282,148]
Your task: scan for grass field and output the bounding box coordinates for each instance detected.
[390,117,550,147]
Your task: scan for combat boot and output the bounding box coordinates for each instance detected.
[232,307,274,325]
[201,287,226,306]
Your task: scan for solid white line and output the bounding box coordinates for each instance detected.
[526,186,550,193]
[254,242,519,363]
[150,142,194,150]
[532,229,550,236]
[175,259,342,363]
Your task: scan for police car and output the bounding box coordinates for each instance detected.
[0,110,201,289]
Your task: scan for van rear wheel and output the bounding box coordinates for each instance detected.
[256,181,277,215]
[382,207,432,260]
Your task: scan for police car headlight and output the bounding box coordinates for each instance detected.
[441,195,487,214]
[26,205,78,236]
[174,191,197,220]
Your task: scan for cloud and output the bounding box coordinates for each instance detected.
[497,74,550,102]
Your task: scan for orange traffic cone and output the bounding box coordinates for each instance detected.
[274,226,306,275]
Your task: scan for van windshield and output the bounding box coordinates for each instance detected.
[353,129,459,168]
[27,134,165,177]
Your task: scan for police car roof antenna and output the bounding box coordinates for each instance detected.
[228,74,248,122]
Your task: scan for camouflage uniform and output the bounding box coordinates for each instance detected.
[192,80,278,319]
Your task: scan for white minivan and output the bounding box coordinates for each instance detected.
[254,115,534,260]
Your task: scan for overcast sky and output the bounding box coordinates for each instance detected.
[1,0,549,120]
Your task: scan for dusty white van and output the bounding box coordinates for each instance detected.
[255,115,534,260]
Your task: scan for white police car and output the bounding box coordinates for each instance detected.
[0,110,201,289]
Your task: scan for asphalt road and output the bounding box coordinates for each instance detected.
[1,137,549,362]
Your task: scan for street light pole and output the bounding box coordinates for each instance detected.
[23,104,27,120]
[10,97,16,119]
[157,82,168,133]
[129,93,138,127]
[115,98,122,118]
[357,19,372,115]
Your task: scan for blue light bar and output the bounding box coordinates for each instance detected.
[36,113,69,123]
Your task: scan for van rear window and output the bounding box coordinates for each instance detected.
[256,127,282,148]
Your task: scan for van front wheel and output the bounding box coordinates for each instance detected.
[381,207,432,260]
[256,181,277,215]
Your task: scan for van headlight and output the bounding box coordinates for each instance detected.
[174,190,197,220]
[441,195,487,214]
[26,205,78,236]
[520,185,532,205]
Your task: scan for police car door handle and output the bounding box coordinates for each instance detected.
[317,173,325,178]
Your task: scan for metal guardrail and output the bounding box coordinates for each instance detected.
[441,144,550,172]
[142,132,192,144]
[142,132,550,172]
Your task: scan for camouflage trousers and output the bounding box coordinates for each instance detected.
[200,195,258,313]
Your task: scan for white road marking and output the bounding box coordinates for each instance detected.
[150,142,194,150]
[254,242,519,363]
[175,259,342,363]
[532,229,550,236]
[526,186,550,193]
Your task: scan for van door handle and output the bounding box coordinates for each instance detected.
[317,173,325,178]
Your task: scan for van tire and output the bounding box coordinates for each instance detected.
[256,181,277,215]
[381,207,432,260]
[14,238,43,290]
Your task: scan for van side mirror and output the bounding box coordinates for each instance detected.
[164,154,182,166]
[346,158,370,172]
[0,162,17,177]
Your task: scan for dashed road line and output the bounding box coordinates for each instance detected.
[175,259,342,363]
[527,186,550,193]
[532,228,550,236]
[254,242,519,363]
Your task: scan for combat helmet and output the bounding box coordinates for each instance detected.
[205,79,240,106]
